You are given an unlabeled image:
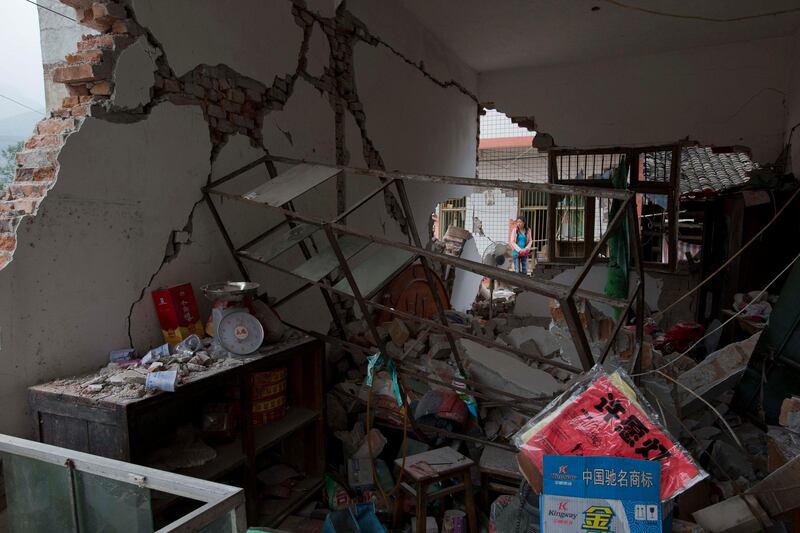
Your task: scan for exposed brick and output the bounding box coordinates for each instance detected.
[24,135,64,150]
[162,79,181,92]
[111,19,139,35]
[77,33,132,52]
[215,119,235,133]
[65,49,104,65]
[222,100,241,113]
[92,2,128,25]
[0,252,11,270]
[16,148,59,168]
[90,80,114,95]
[230,114,254,130]
[15,166,56,182]
[67,84,91,96]
[37,118,77,135]
[70,103,93,117]
[9,182,50,198]
[206,104,226,119]
[62,95,80,108]
[0,234,16,253]
[53,62,111,84]
[228,88,245,104]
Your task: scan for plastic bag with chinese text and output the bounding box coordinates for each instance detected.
[512,365,707,501]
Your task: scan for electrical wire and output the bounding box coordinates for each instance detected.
[634,249,800,378]
[22,0,78,22]
[0,93,45,116]
[652,186,800,322]
[602,0,800,22]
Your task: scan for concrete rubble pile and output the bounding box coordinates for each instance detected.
[320,286,800,532]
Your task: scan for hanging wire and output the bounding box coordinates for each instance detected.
[603,0,800,22]
[22,0,78,22]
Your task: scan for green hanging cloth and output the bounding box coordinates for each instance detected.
[604,159,630,319]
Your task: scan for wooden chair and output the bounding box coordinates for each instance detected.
[478,446,523,508]
[393,447,477,533]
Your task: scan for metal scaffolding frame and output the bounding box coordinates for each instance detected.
[202,153,645,395]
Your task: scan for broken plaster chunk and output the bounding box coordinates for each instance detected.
[86,383,104,393]
[428,339,452,360]
[459,339,564,398]
[387,318,410,347]
[779,396,800,431]
[148,361,165,372]
[385,342,405,361]
[186,363,207,373]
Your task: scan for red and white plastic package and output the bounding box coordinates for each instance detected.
[513,365,707,501]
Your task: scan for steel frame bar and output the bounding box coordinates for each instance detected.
[332,178,396,224]
[598,279,642,365]
[321,225,430,442]
[239,252,581,373]
[207,189,629,307]
[392,179,469,379]
[205,151,645,390]
[207,153,632,200]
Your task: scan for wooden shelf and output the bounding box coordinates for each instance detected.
[176,407,319,481]
[257,476,324,527]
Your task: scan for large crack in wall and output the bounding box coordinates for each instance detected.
[3,0,479,350]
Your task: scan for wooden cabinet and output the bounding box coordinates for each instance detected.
[29,335,325,526]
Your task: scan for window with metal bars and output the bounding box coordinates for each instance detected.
[438,197,466,239]
[546,145,681,270]
[518,190,548,257]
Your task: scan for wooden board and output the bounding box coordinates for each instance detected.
[395,446,473,481]
[243,164,341,207]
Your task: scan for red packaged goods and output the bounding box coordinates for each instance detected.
[513,365,707,501]
[151,283,205,345]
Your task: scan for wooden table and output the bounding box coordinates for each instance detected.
[29,334,324,526]
[393,447,477,533]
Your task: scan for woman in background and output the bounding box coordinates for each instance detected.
[510,217,532,274]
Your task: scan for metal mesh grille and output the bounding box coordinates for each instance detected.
[479,108,536,139]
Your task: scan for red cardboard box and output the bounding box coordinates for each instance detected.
[151,283,205,345]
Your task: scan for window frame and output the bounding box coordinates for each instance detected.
[545,144,681,272]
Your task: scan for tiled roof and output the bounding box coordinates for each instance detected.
[680,146,755,196]
[643,146,755,196]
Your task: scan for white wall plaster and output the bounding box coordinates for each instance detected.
[353,40,476,238]
[348,0,477,97]
[1,0,479,438]
[0,103,212,435]
[132,0,303,82]
[37,0,98,111]
[305,23,330,81]
[450,237,482,312]
[112,36,162,110]
[480,36,792,164]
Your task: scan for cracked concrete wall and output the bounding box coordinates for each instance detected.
[0,0,477,437]
[479,36,792,164]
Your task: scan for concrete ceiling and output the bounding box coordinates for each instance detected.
[399,0,800,72]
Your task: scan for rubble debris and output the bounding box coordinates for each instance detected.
[677,332,761,410]
[459,339,564,398]
[387,318,410,346]
[779,395,800,431]
[693,455,800,532]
